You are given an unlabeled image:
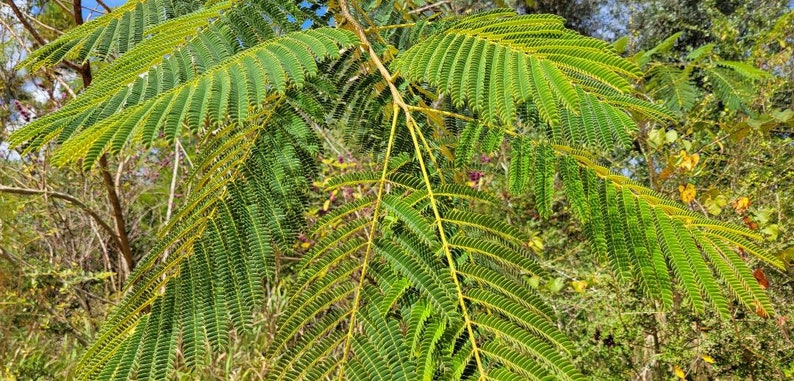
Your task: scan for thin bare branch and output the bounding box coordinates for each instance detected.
[94,0,112,13]
[3,0,46,47]
[409,0,451,14]
[0,245,24,268]
[0,185,122,251]
[165,138,180,223]
[15,5,65,35]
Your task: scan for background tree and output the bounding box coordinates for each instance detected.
[1,0,184,378]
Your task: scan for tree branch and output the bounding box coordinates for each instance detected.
[67,0,133,273]
[4,0,47,47]
[0,245,23,268]
[72,0,93,86]
[99,155,134,274]
[0,185,122,250]
[72,0,85,24]
[408,0,450,14]
[10,3,64,36]
[94,0,112,13]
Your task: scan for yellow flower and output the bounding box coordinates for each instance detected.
[677,150,700,172]
[674,365,686,379]
[678,184,696,203]
[732,196,751,214]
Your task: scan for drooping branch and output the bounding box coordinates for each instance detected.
[0,185,122,251]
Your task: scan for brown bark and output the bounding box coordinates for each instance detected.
[99,155,134,273]
[70,0,134,273]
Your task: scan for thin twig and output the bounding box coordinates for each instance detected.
[0,245,24,268]
[1,4,92,74]
[49,0,73,15]
[4,0,46,46]
[176,140,193,169]
[16,5,65,35]
[52,72,78,98]
[94,0,112,13]
[0,13,28,49]
[165,138,180,223]
[364,22,416,32]
[89,219,118,292]
[0,15,77,105]
[408,0,451,14]
[0,185,121,250]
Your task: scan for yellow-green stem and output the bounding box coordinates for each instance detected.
[336,1,486,377]
[337,104,401,379]
[405,116,486,378]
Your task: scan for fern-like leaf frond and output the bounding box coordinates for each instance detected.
[394,11,673,154]
[11,28,355,169]
[19,0,200,70]
[266,163,581,379]
[75,91,320,379]
[647,65,699,115]
[514,144,778,317]
[394,11,642,129]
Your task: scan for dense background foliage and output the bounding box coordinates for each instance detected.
[1,0,792,379]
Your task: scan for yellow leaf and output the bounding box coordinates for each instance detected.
[529,236,544,251]
[702,354,715,364]
[678,184,696,203]
[674,365,686,379]
[571,280,587,293]
[322,199,331,211]
[704,193,728,215]
[300,242,312,250]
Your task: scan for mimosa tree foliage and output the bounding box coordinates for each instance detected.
[10,1,782,379]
